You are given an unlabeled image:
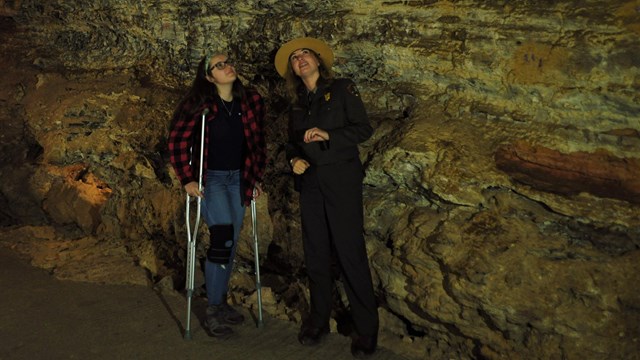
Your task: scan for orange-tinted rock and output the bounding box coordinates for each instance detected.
[495,141,640,204]
[42,164,113,234]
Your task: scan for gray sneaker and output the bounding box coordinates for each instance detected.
[205,305,234,339]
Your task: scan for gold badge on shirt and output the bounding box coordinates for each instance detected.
[324,92,331,102]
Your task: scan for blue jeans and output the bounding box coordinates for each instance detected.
[201,170,245,306]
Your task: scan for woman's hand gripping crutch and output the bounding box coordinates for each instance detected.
[183,108,208,340]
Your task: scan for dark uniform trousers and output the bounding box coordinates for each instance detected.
[299,157,379,338]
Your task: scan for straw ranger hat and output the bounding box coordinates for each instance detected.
[274,37,334,77]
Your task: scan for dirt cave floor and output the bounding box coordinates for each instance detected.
[0,246,409,360]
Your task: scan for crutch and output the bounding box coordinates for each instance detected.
[184,108,208,340]
[251,188,264,328]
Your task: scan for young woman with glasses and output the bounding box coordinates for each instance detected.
[168,53,266,339]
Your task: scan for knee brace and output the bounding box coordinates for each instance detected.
[207,224,234,264]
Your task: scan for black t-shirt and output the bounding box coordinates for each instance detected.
[207,98,244,170]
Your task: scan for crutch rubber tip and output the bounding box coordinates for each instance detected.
[184,331,192,340]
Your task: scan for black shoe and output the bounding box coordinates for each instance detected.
[351,335,377,358]
[297,324,329,346]
[218,302,245,325]
[205,305,234,339]
[204,317,234,339]
[207,303,245,325]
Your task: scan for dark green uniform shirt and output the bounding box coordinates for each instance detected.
[286,78,373,166]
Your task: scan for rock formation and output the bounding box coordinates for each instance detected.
[0,1,638,359]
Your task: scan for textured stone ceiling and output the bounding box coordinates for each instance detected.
[0,1,639,359]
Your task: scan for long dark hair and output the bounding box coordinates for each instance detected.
[283,49,334,104]
[173,55,246,119]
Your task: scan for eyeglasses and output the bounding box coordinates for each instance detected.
[208,59,233,73]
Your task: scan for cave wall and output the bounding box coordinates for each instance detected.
[0,1,639,359]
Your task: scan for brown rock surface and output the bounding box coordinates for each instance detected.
[496,141,640,203]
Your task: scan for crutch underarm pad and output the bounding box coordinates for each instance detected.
[207,224,234,264]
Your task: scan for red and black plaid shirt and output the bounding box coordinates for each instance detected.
[168,88,266,206]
